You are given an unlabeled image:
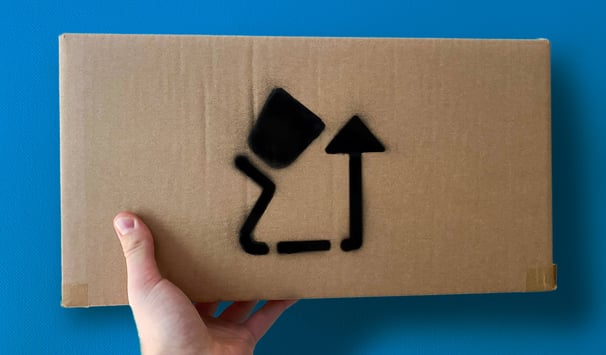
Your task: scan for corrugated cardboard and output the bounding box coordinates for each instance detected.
[60,34,555,307]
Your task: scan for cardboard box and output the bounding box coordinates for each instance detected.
[60,34,555,307]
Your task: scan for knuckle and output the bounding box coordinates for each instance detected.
[122,235,149,259]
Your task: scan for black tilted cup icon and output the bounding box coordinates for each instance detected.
[248,88,325,168]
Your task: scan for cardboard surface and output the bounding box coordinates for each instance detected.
[60,34,554,307]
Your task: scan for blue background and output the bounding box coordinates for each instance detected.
[1,0,604,353]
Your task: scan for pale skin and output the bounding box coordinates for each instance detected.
[113,212,297,355]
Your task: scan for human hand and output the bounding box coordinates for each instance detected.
[113,212,297,355]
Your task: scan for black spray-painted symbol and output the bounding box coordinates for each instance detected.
[234,88,385,255]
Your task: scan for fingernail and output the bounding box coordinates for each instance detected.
[115,216,135,235]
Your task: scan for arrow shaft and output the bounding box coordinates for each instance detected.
[346,152,363,250]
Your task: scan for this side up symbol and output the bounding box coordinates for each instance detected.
[234,88,385,255]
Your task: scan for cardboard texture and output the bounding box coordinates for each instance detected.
[60,34,555,307]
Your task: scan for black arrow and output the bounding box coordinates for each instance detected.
[325,116,385,251]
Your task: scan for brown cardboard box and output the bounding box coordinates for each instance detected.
[60,34,555,307]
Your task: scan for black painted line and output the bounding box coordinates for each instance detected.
[234,155,274,255]
[277,240,332,254]
[341,152,363,251]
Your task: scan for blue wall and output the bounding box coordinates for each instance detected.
[1,1,604,353]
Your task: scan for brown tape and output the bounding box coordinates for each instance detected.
[61,283,89,308]
[526,264,557,292]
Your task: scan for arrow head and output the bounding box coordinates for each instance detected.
[325,116,386,154]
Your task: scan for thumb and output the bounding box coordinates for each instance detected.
[113,212,163,304]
